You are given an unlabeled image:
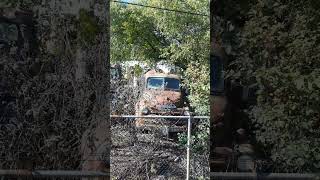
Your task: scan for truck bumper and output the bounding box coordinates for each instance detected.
[136,122,187,136]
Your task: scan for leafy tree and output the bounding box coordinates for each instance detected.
[214,0,320,172]
[111,3,165,64]
[111,0,210,152]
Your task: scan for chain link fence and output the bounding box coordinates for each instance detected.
[110,69,210,179]
[111,115,209,180]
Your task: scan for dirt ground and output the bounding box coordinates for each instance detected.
[110,122,209,180]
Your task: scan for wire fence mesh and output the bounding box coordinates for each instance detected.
[109,68,210,179]
[110,115,209,180]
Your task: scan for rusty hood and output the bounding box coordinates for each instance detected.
[139,89,182,108]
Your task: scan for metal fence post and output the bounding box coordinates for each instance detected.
[186,112,192,180]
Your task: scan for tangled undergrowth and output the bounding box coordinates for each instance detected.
[0,1,109,169]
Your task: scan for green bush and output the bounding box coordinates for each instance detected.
[224,0,320,172]
[179,62,209,153]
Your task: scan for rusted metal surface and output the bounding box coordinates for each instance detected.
[139,90,183,109]
[135,69,190,132]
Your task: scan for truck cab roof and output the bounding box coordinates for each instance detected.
[144,69,181,80]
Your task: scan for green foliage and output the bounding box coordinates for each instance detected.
[182,62,209,153]
[111,3,164,63]
[111,0,209,65]
[185,62,209,116]
[140,0,209,67]
[133,64,143,76]
[222,0,320,172]
[111,0,210,152]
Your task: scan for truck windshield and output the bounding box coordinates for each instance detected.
[147,77,180,90]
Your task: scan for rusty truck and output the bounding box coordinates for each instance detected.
[134,68,191,137]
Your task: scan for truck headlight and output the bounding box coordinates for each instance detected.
[141,108,150,115]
